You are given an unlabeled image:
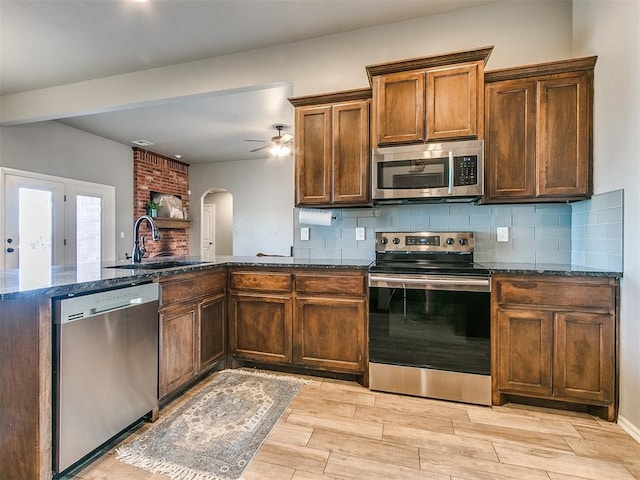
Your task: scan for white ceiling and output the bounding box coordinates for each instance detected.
[0,0,497,163]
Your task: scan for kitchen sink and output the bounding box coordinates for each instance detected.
[106,260,206,270]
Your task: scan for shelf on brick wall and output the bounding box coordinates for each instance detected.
[154,218,191,229]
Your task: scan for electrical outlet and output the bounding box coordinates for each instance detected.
[497,227,509,242]
[300,227,310,241]
[355,227,365,241]
[120,231,125,238]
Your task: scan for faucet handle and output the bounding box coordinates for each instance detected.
[140,236,147,255]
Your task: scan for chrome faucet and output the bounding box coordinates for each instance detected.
[132,215,161,263]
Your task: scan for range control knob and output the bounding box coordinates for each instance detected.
[446,237,455,245]
[379,237,388,245]
[459,237,468,246]
[392,237,401,245]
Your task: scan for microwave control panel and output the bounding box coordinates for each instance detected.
[454,156,478,186]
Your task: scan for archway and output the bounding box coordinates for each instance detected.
[201,188,233,260]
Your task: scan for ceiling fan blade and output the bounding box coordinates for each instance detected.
[244,139,267,143]
[281,134,294,143]
[250,144,270,153]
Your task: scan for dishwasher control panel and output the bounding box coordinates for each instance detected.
[56,282,159,323]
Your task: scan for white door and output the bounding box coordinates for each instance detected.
[3,174,65,282]
[201,204,215,260]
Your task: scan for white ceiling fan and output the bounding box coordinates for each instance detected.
[246,125,293,156]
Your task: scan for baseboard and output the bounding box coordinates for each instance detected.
[618,415,640,444]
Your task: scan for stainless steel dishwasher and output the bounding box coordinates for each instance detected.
[53,282,159,475]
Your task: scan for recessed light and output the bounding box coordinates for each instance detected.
[131,140,154,146]
[174,154,183,159]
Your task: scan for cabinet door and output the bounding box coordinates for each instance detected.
[295,105,332,205]
[294,296,366,373]
[554,312,614,403]
[496,308,553,396]
[229,293,292,364]
[198,293,226,373]
[332,100,370,204]
[484,79,537,201]
[159,304,197,398]
[0,297,43,480]
[537,73,591,198]
[427,63,479,140]
[373,71,425,145]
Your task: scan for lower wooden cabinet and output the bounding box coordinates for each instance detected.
[0,296,50,480]
[229,293,293,364]
[228,268,368,376]
[159,269,226,399]
[294,272,367,373]
[492,274,619,420]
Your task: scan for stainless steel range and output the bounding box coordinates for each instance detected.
[368,231,491,406]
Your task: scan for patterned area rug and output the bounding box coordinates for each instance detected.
[115,369,305,480]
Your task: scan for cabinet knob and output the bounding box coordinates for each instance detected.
[6,247,15,253]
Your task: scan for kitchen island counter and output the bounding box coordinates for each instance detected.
[0,256,373,300]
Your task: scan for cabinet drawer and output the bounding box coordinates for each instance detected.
[230,271,292,293]
[296,273,366,296]
[496,278,615,310]
[161,270,226,306]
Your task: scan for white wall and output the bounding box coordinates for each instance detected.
[573,0,640,439]
[190,157,294,257]
[0,121,134,259]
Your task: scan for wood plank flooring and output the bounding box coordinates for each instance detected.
[72,370,640,480]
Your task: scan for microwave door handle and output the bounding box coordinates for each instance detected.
[448,151,454,194]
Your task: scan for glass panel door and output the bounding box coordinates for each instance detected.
[4,174,65,286]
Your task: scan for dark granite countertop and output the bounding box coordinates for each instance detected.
[0,256,373,300]
[480,262,622,278]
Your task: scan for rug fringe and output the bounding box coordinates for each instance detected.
[225,368,311,385]
[115,448,228,480]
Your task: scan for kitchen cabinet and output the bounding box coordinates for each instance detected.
[228,270,293,364]
[289,88,371,207]
[0,296,51,480]
[491,274,619,421]
[294,272,367,374]
[159,269,226,399]
[229,267,368,379]
[366,47,493,147]
[484,57,596,203]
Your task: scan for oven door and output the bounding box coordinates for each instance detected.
[368,274,491,375]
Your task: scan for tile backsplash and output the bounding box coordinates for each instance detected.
[571,189,623,271]
[293,190,623,271]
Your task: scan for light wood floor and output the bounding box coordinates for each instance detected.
[72,369,640,480]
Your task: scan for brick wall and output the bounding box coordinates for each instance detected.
[133,148,190,257]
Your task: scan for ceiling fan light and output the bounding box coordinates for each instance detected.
[269,144,291,157]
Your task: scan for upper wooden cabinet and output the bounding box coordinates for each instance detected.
[366,46,493,147]
[484,57,596,203]
[289,89,371,207]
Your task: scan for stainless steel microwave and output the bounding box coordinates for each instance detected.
[372,139,484,202]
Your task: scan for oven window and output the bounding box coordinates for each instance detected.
[369,286,490,375]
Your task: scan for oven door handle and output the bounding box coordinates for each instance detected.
[369,274,491,292]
